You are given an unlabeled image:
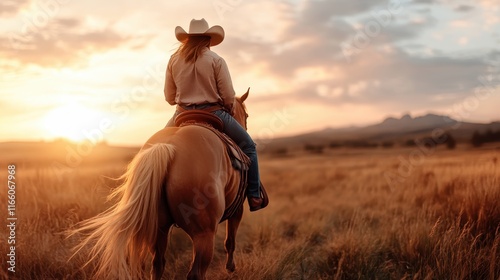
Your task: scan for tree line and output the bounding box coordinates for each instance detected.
[270,129,500,155]
[471,129,500,147]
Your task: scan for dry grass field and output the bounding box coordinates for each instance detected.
[1,145,499,279]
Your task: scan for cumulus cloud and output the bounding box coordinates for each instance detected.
[289,48,489,105]
[222,0,439,79]
[216,0,495,116]
[454,5,475,13]
[0,17,131,67]
[0,0,30,16]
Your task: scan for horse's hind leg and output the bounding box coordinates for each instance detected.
[151,225,171,280]
[151,195,172,280]
[225,205,243,272]
[187,231,216,280]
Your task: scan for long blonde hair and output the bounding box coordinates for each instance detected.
[176,35,211,63]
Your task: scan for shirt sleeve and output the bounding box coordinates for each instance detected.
[215,57,235,111]
[164,57,177,105]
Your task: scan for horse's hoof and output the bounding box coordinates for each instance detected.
[226,263,236,272]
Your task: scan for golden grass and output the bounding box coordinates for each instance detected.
[1,147,499,279]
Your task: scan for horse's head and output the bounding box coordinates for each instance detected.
[233,88,250,130]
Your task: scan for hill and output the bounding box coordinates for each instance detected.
[257,113,500,152]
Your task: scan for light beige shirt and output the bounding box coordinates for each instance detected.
[164,48,235,111]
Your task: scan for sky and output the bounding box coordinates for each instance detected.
[1,0,499,146]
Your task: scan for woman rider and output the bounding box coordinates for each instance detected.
[164,18,267,211]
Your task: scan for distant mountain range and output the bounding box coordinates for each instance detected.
[258,113,500,151]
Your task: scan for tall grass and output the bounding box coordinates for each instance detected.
[1,148,499,279]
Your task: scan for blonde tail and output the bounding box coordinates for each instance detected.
[71,143,175,279]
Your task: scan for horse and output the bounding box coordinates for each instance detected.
[71,90,254,280]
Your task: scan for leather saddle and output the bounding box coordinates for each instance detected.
[175,110,224,132]
[174,110,249,171]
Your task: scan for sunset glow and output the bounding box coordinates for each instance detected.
[43,103,108,142]
[1,0,499,145]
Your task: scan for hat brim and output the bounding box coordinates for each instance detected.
[175,25,225,46]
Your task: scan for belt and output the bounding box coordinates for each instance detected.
[177,103,223,112]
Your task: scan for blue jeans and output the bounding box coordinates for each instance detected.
[166,110,261,198]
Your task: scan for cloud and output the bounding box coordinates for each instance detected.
[218,0,491,114]
[369,14,438,44]
[454,4,475,13]
[412,0,436,4]
[301,0,387,19]
[0,0,30,16]
[288,49,490,111]
[221,0,436,79]
[219,3,356,77]
[0,17,131,67]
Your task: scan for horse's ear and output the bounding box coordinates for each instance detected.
[240,87,250,102]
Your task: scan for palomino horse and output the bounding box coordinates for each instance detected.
[72,90,254,279]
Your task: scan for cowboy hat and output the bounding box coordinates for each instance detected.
[175,18,225,46]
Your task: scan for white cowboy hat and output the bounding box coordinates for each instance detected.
[175,18,225,46]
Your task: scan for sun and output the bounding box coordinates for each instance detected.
[43,102,105,142]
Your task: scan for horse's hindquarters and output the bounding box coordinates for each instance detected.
[146,126,242,279]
